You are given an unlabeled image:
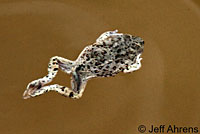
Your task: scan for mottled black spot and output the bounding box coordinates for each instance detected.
[114,45,119,49]
[135,45,140,50]
[125,64,129,70]
[61,86,65,92]
[131,45,136,49]
[119,67,124,71]
[86,58,90,61]
[37,83,42,89]
[76,65,85,71]
[95,62,101,66]
[53,58,56,61]
[117,49,121,53]
[108,61,112,64]
[113,66,116,70]
[96,74,100,76]
[94,51,98,56]
[101,51,106,55]
[69,92,74,98]
[53,68,58,71]
[94,70,98,73]
[125,52,129,56]
[103,69,107,72]
[115,55,120,59]
[115,60,120,63]
[87,65,90,69]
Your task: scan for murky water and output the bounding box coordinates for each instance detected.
[0,0,200,134]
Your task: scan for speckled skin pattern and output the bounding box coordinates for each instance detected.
[23,30,144,99]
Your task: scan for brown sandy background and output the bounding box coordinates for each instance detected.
[0,0,200,134]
